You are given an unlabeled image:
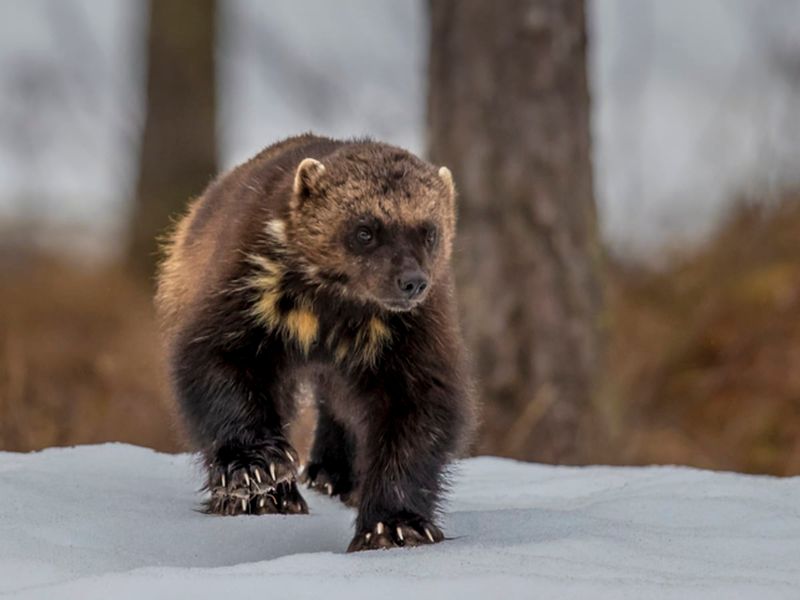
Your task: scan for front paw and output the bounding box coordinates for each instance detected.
[214,440,300,487]
[347,515,444,552]
[205,440,305,515]
[207,473,308,516]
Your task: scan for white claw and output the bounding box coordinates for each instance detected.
[221,474,226,488]
[254,469,262,484]
[376,522,385,535]
[259,497,265,508]
[424,527,434,543]
[396,527,404,541]
[243,473,250,486]
[269,463,277,481]
[241,499,247,512]
[365,532,372,541]
[286,450,296,464]
[325,483,333,496]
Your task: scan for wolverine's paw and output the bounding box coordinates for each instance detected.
[215,440,300,486]
[272,480,310,514]
[206,466,308,516]
[205,441,304,516]
[302,462,355,504]
[347,515,444,552]
[205,461,270,515]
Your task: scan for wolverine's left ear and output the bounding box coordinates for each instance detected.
[438,166,455,200]
[293,158,326,199]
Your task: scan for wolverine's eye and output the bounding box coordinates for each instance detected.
[356,226,374,245]
[425,226,438,248]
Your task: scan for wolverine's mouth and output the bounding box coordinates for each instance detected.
[379,297,424,312]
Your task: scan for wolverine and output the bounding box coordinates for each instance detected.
[156,134,474,552]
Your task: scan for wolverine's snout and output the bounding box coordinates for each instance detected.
[396,270,428,300]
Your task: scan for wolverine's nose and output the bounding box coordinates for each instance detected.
[397,271,429,300]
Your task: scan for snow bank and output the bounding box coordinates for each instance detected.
[1,444,798,599]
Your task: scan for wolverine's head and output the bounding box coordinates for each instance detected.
[285,143,456,312]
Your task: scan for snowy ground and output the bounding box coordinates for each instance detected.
[1,445,799,599]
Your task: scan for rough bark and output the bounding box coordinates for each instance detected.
[128,0,217,279]
[427,0,603,463]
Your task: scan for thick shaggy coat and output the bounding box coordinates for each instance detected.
[156,134,474,551]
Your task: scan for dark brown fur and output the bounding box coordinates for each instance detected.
[156,134,474,551]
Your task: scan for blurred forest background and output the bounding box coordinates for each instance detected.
[2,0,800,475]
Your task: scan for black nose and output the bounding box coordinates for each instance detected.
[397,271,429,300]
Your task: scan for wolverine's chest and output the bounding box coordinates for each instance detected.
[246,258,393,368]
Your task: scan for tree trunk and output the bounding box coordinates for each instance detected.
[128,0,217,279]
[427,0,603,463]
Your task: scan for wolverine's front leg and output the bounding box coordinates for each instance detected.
[171,334,307,515]
[347,357,470,551]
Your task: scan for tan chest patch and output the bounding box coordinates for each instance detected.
[283,306,319,355]
[248,254,390,364]
[331,315,391,368]
[357,316,392,366]
[248,255,284,330]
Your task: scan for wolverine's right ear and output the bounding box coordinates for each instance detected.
[438,166,455,198]
[293,158,326,200]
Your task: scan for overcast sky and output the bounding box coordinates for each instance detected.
[0,0,798,255]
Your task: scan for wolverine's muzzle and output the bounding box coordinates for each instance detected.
[380,270,430,311]
[396,270,429,301]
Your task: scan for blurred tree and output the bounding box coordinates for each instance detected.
[427,0,603,463]
[128,0,217,279]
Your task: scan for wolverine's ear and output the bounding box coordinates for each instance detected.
[293,158,326,198]
[438,166,455,200]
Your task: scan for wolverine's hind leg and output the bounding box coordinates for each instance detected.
[303,377,357,504]
[172,334,308,515]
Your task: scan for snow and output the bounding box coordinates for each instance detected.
[1,444,799,599]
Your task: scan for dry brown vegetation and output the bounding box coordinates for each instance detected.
[0,251,179,452]
[2,195,800,474]
[600,195,800,475]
